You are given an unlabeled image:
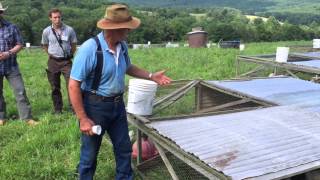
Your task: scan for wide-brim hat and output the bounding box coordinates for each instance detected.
[97,4,140,30]
[0,2,8,11]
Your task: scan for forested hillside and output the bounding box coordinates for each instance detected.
[115,0,320,14]
[113,0,275,12]
[116,0,320,25]
[3,0,109,45]
[3,0,320,45]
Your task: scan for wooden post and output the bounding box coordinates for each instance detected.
[236,56,240,77]
[195,83,201,112]
[136,129,142,164]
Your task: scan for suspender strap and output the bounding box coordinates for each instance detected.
[90,36,129,93]
[91,36,103,92]
[120,41,130,65]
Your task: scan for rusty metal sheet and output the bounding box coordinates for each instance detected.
[150,105,320,180]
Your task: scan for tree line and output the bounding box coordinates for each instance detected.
[3,0,320,45]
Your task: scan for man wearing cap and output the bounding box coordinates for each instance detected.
[41,8,77,114]
[0,3,38,126]
[69,3,171,180]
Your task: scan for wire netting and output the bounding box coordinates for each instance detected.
[136,151,209,180]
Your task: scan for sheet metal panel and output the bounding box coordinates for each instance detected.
[294,52,320,59]
[150,106,320,179]
[206,77,320,110]
[289,59,320,68]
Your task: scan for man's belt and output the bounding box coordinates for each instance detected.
[82,91,123,102]
[49,55,72,61]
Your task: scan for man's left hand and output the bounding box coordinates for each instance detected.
[151,70,171,85]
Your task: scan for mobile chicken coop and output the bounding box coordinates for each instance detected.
[128,77,320,180]
[236,51,320,80]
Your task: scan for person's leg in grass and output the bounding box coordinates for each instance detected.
[0,75,5,125]
[107,100,133,180]
[6,68,37,125]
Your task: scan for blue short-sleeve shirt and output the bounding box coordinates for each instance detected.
[70,32,131,97]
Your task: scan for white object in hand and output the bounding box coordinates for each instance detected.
[92,125,102,135]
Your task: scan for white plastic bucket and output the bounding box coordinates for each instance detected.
[313,39,320,48]
[239,44,245,51]
[127,79,157,115]
[276,47,289,63]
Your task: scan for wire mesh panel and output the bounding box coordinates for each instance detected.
[289,45,316,53]
[152,80,197,117]
[236,54,320,79]
[196,84,265,112]
[137,151,209,180]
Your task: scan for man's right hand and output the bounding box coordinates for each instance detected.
[79,118,95,136]
[0,52,10,61]
[69,79,96,136]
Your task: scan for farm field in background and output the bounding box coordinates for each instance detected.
[0,40,310,179]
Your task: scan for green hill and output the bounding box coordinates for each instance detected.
[114,0,320,14]
[113,0,320,25]
[114,0,274,12]
[2,0,319,44]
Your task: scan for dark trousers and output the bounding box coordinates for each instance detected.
[46,57,72,112]
[78,95,133,180]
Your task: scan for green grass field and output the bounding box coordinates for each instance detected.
[0,41,310,179]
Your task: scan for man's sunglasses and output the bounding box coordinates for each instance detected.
[0,11,4,14]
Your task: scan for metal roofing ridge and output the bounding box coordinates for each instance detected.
[199,80,278,106]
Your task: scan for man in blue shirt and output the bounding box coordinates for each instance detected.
[0,3,38,126]
[69,3,171,180]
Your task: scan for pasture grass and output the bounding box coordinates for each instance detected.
[0,40,309,179]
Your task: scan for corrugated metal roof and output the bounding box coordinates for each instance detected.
[289,59,320,68]
[206,77,320,111]
[148,77,320,179]
[150,105,320,180]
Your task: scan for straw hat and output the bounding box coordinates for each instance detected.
[97,4,140,30]
[0,2,7,11]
